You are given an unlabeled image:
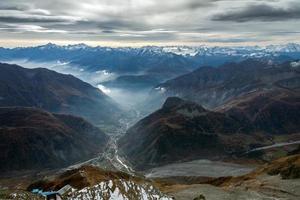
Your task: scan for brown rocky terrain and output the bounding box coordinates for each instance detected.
[0,107,109,173]
[27,165,136,191]
[150,59,299,110]
[157,154,300,200]
[27,165,172,200]
[119,92,300,170]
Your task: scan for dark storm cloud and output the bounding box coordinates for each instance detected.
[0,5,27,11]
[0,15,75,23]
[212,2,300,22]
[101,30,116,34]
[0,1,31,11]
[95,20,148,31]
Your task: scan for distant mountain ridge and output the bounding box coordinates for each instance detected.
[1,43,299,102]
[0,63,120,125]
[1,43,300,77]
[0,43,197,79]
[2,42,300,59]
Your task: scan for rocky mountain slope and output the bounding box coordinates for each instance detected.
[151,59,300,110]
[0,63,120,125]
[119,94,300,170]
[0,107,109,172]
[219,89,300,135]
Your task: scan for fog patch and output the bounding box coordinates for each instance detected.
[291,61,300,68]
[97,86,151,111]
[97,84,111,94]
[1,59,156,116]
[1,59,117,85]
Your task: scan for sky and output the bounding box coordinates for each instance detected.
[0,0,299,47]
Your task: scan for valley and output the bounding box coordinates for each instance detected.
[0,43,299,200]
[67,129,134,174]
[0,0,300,198]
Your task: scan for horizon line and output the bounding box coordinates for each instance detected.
[1,41,299,49]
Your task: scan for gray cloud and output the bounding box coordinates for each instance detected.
[206,37,260,43]
[0,0,299,46]
[0,24,67,33]
[0,15,77,23]
[0,1,31,11]
[212,2,300,22]
[0,6,27,11]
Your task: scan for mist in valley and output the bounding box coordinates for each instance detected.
[2,59,158,120]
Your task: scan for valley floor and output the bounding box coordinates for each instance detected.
[165,174,300,200]
[145,159,255,178]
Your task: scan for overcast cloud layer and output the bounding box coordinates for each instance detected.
[0,0,299,47]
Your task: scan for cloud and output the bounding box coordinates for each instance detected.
[0,0,299,46]
[2,59,117,84]
[211,2,300,22]
[0,2,31,11]
[0,15,80,23]
[0,24,68,33]
[0,1,83,25]
[0,5,28,11]
[206,37,259,43]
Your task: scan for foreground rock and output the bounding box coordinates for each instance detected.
[28,165,172,200]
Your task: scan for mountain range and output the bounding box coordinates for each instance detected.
[119,59,300,170]
[0,43,300,200]
[0,63,120,125]
[149,59,300,111]
[119,92,300,170]
[1,43,300,66]
[1,43,300,87]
